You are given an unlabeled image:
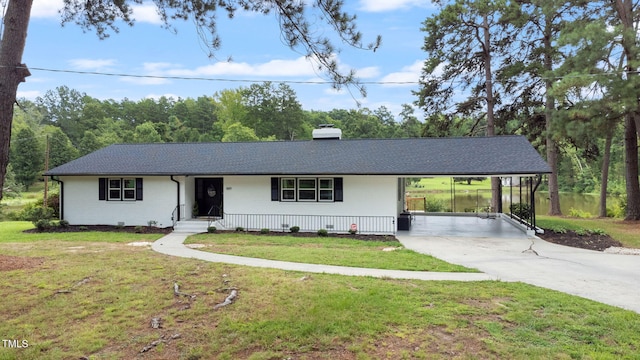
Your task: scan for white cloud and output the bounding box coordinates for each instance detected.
[31,0,63,18]
[119,62,176,85]
[68,58,117,71]
[168,56,318,77]
[131,3,163,24]
[356,66,381,78]
[31,0,161,24]
[380,60,422,87]
[358,0,434,12]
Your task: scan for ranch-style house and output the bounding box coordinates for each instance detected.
[45,127,551,234]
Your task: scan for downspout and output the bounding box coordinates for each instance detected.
[170,176,180,224]
[51,176,63,220]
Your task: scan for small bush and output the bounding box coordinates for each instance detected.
[34,219,53,232]
[207,226,217,233]
[134,226,144,233]
[348,228,357,235]
[59,219,69,228]
[78,226,89,231]
[569,208,592,219]
[317,229,328,237]
[425,198,446,212]
[235,227,245,232]
[510,203,531,219]
[289,226,300,233]
[260,228,270,234]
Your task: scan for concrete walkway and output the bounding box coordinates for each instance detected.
[152,231,640,314]
[151,232,496,282]
[397,234,640,314]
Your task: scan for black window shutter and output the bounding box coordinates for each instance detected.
[271,177,280,201]
[136,178,143,201]
[98,178,107,200]
[334,178,343,202]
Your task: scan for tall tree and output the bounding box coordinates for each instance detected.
[0,0,380,200]
[9,127,42,190]
[243,82,305,140]
[415,0,516,212]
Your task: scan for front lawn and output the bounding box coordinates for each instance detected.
[1,222,639,359]
[185,232,475,272]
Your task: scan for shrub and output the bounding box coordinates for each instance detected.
[425,198,446,212]
[19,204,54,222]
[235,227,245,232]
[317,229,328,237]
[34,219,53,232]
[569,208,592,219]
[260,228,270,234]
[207,226,217,233]
[78,226,89,231]
[59,219,69,228]
[348,228,357,235]
[510,203,531,219]
[289,226,300,233]
[134,226,144,233]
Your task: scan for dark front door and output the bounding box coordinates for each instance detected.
[195,178,223,217]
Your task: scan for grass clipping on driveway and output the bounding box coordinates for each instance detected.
[1,225,640,359]
[185,232,476,272]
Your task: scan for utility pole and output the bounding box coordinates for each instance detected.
[43,134,49,208]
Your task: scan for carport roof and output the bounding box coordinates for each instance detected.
[45,135,551,176]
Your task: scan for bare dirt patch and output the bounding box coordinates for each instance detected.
[0,254,44,271]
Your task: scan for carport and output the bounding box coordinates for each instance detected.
[396,135,552,236]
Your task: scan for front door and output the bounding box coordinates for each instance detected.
[195,178,223,217]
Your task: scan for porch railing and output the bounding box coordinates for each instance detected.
[215,213,396,235]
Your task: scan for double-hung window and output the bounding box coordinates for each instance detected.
[319,178,334,201]
[297,178,317,201]
[281,178,296,201]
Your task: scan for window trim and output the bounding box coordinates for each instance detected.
[318,178,334,202]
[281,178,296,202]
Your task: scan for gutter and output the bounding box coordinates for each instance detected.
[50,176,64,220]
[170,176,180,223]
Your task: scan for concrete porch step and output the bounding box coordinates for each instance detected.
[173,220,211,233]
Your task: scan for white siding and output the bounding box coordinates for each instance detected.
[223,175,397,217]
[60,176,176,227]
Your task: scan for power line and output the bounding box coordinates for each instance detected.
[17,65,422,86]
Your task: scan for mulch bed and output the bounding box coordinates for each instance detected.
[537,230,623,251]
[23,225,173,234]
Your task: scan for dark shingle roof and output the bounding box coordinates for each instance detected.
[45,136,551,176]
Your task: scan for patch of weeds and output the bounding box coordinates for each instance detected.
[134,226,144,233]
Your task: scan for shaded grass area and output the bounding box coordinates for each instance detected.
[185,232,475,272]
[1,238,639,360]
[537,216,640,249]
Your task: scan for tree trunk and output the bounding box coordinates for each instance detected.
[0,0,33,200]
[481,14,501,212]
[624,113,640,220]
[543,14,562,215]
[599,128,613,218]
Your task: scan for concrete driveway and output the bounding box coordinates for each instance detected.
[396,234,640,313]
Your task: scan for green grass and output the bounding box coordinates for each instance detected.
[537,216,640,248]
[0,221,166,243]
[185,232,475,272]
[408,177,492,193]
[0,232,638,359]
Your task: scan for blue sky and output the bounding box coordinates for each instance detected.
[21,0,437,118]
